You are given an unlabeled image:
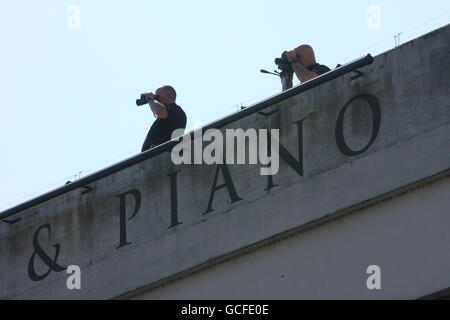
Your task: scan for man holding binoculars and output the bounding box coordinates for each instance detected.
[139,85,187,152]
[282,44,331,89]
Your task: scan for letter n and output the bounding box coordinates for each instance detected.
[266,118,307,191]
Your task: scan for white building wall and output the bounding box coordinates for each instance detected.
[132,175,450,300]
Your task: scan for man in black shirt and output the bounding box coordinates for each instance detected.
[141,85,187,152]
[284,44,330,89]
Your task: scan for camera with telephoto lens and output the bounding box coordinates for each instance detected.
[274,51,294,75]
[136,93,159,106]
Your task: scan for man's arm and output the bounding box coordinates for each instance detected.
[143,92,169,118]
[285,50,317,83]
[149,99,168,118]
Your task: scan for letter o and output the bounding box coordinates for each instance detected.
[335,93,381,156]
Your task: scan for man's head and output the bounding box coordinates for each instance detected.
[294,44,317,67]
[155,85,177,106]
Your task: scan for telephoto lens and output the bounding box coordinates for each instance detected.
[274,52,292,74]
[275,52,293,73]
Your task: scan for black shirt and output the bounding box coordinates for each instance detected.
[141,103,187,152]
[307,63,331,76]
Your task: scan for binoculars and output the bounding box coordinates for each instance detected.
[275,51,294,75]
[136,94,159,106]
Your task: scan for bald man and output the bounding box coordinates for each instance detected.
[284,44,330,89]
[141,85,187,152]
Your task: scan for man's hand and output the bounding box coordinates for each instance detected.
[284,49,317,83]
[142,92,157,101]
[146,93,168,119]
[285,50,299,64]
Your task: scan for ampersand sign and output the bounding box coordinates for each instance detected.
[28,224,66,281]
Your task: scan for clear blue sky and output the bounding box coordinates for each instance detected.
[1,0,449,212]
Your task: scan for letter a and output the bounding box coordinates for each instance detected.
[366,5,381,30]
[66,265,81,290]
[66,6,81,30]
[366,265,381,290]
